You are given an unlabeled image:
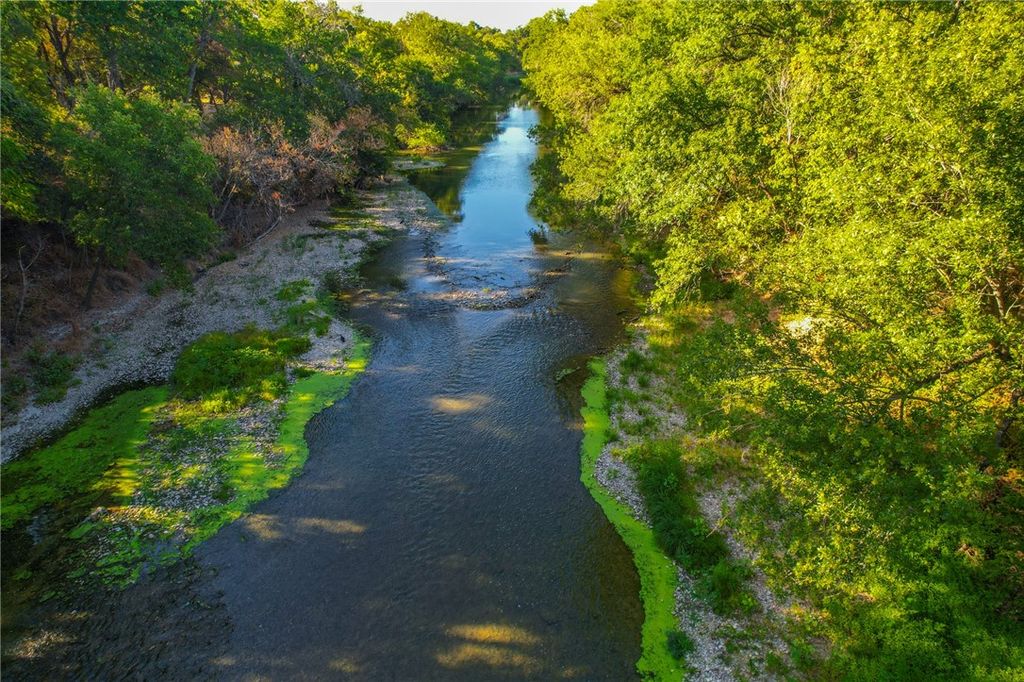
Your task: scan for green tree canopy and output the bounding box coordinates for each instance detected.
[60,85,217,298]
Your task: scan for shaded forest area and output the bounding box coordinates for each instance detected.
[0,0,518,390]
[523,1,1022,679]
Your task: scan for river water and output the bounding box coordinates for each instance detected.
[200,105,643,679]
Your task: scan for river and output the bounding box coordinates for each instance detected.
[195,104,643,679]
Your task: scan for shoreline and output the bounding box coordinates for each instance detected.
[580,358,684,680]
[1,176,451,667]
[0,177,446,463]
[587,336,801,681]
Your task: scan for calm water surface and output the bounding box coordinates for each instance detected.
[199,105,643,679]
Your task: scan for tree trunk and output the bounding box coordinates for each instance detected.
[47,15,75,86]
[13,239,46,343]
[106,50,123,90]
[82,248,104,310]
[996,388,1021,450]
[185,5,217,103]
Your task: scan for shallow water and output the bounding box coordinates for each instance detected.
[200,105,643,679]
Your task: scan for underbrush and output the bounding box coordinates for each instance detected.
[621,440,757,616]
[26,346,81,404]
[172,326,310,409]
[1,346,82,414]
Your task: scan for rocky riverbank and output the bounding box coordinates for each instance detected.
[593,337,800,681]
[1,176,448,463]
[1,175,454,677]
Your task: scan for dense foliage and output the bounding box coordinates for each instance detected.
[525,1,1023,678]
[0,0,516,339]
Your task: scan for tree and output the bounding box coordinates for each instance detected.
[60,86,217,306]
[524,1,1024,676]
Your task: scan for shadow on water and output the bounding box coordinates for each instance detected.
[194,104,643,679]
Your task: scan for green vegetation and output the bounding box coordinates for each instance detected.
[0,386,167,530]
[183,332,372,551]
[172,325,312,408]
[1,326,369,588]
[528,1,1023,678]
[61,85,217,306]
[1,0,518,348]
[275,278,313,302]
[580,360,683,680]
[271,336,370,494]
[25,346,80,404]
[622,440,755,616]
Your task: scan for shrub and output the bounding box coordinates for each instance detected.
[284,301,331,337]
[146,278,166,297]
[321,269,345,295]
[402,123,446,151]
[666,629,694,660]
[2,374,28,412]
[624,440,754,614]
[702,558,755,615]
[172,327,309,407]
[276,279,311,302]
[621,349,655,375]
[26,347,80,404]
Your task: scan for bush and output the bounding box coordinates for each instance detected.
[146,278,166,297]
[26,346,80,404]
[702,558,755,615]
[321,269,345,295]
[276,279,311,302]
[666,629,694,660]
[172,327,310,407]
[621,349,655,376]
[2,374,28,412]
[284,301,331,337]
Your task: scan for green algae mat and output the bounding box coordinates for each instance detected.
[580,358,683,680]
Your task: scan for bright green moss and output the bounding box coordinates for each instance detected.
[1,386,168,530]
[580,359,683,680]
[186,332,371,549]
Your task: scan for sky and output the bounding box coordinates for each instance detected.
[335,1,590,30]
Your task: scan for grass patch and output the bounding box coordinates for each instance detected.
[580,359,683,680]
[276,278,312,302]
[283,300,332,337]
[172,326,311,409]
[25,346,80,404]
